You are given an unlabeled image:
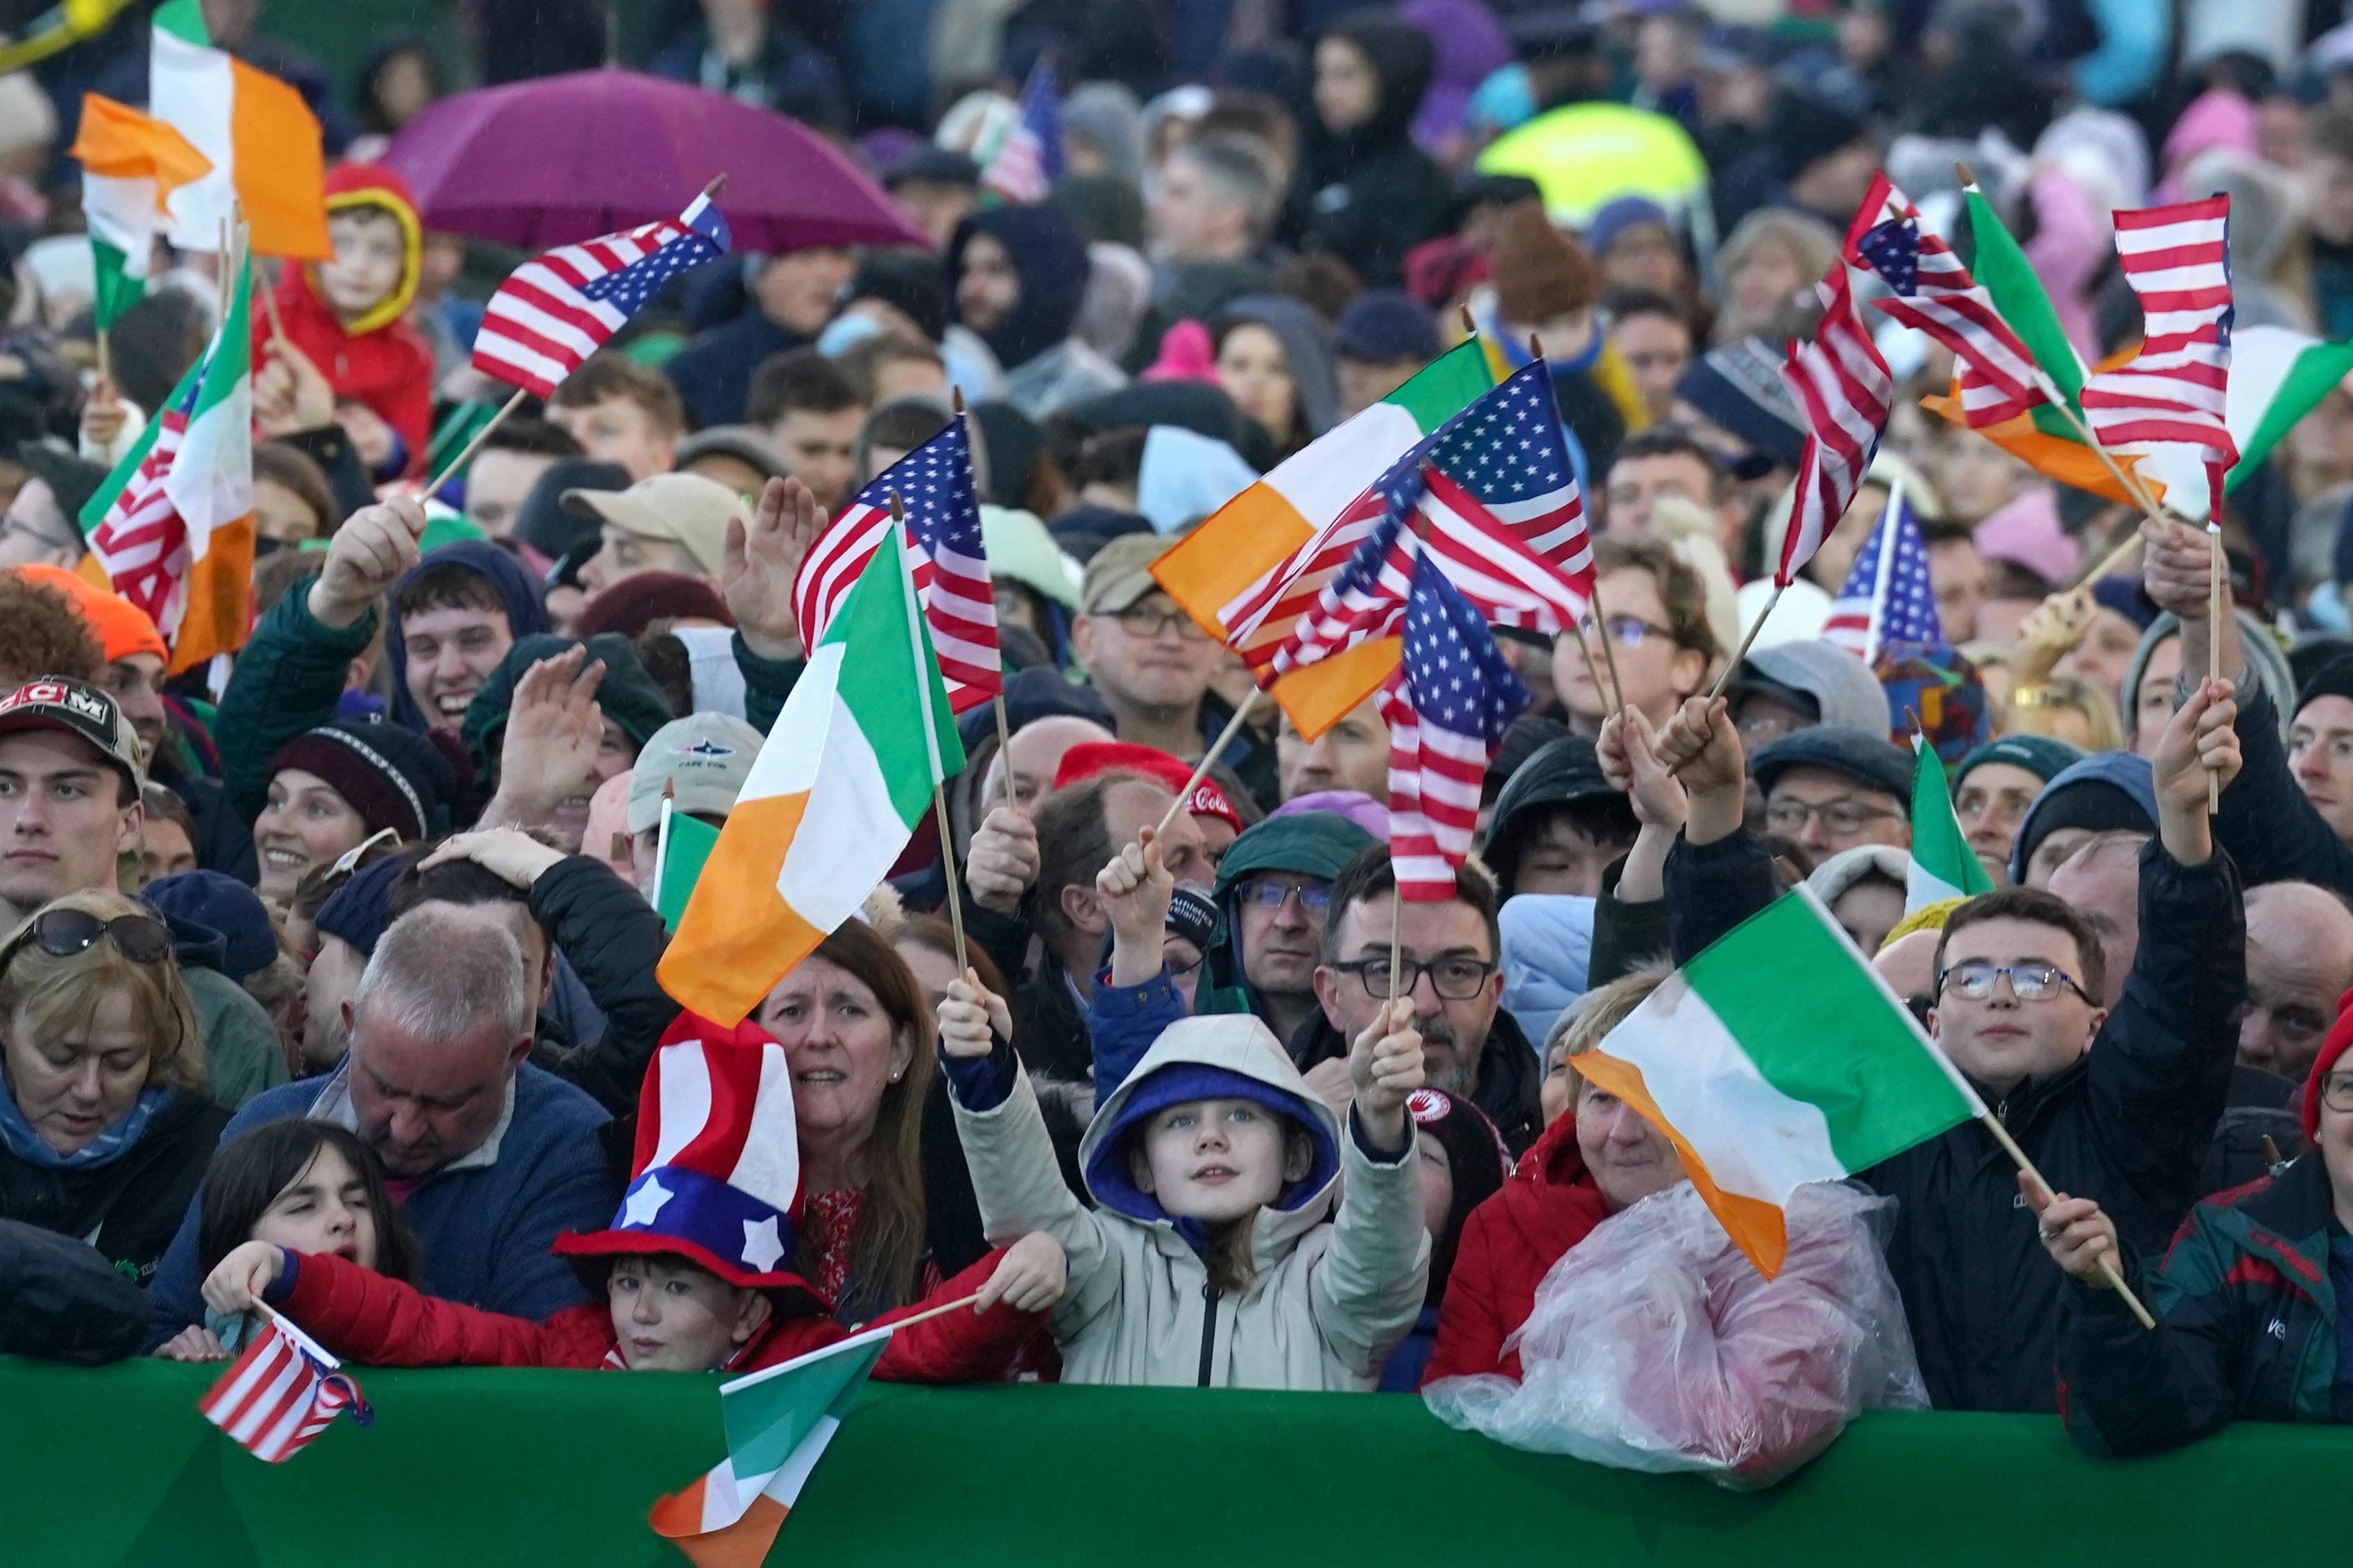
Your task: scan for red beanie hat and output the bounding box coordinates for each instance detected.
[2302,986,2353,1141]
[1052,739,1242,831]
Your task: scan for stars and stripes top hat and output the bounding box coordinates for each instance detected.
[552,1013,819,1303]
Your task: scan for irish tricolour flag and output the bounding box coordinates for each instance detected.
[1573,887,1985,1277]
[1151,338,1494,737]
[148,0,329,259]
[67,95,210,330]
[651,1324,891,1567]
[1905,734,1992,912]
[657,523,963,1024]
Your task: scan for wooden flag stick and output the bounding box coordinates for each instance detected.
[1458,304,1476,340]
[931,784,971,975]
[1705,583,1785,703]
[993,693,1018,813]
[422,386,531,498]
[1153,687,1263,840]
[257,274,291,349]
[875,1291,984,1332]
[2207,522,2225,814]
[1387,895,1405,1006]
[2066,526,2146,592]
[1979,1111,2157,1330]
[1583,574,1631,716]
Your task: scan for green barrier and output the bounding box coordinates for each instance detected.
[4,1356,2343,1565]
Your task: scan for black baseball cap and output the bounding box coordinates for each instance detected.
[0,677,144,790]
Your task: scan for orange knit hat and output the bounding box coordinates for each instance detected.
[9,565,168,664]
[1490,200,1601,327]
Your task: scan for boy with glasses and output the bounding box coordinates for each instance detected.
[1653,675,2248,1411]
[1552,535,1719,739]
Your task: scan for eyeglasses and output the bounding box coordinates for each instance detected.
[3,908,174,969]
[1330,956,1496,1000]
[1765,798,1901,836]
[1238,878,1330,916]
[1935,961,2095,1006]
[2317,1071,2353,1115]
[1579,614,1675,650]
[1110,605,1210,642]
[1165,948,1204,977]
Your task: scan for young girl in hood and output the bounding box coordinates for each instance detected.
[937,977,1430,1389]
[191,1015,1065,1379]
[260,164,435,478]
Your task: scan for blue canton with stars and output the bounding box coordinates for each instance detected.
[579,204,732,313]
[1854,218,1921,298]
[855,417,980,559]
[1423,362,1576,507]
[1398,549,1532,746]
[1832,489,1944,646]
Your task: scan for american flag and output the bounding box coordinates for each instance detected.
[979,60,1063,206]
[792,417,998,712]
[1777,253,1894,588]
[1846,173,2045,428]
[84,368,198,628]
[1261,364,1593,676]
[2079,196,2235,517]
[198,1311,374,1463]
[1383,550,1532,901]
[1821,485,1941,663]
[472,191,730,399]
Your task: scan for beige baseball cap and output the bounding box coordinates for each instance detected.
[561,472,747,578]
[626,712,765,835]
[1079,532,1176,614]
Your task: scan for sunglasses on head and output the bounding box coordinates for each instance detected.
[3,908,174,968]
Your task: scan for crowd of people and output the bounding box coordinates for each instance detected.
[1,0,2352,1497]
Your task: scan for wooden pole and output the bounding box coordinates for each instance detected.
[1705,584,1785,703]
[1583,574,1631,716]
[1980,1111,2157,1329]
[1152,687,1262,838]
[2067,527,2146,592]
[2207,522,2225,813]
[875,1291,984,1329]
[992,693,1018,813]
[930,784,970,975]
[1387,895,1404,1007]
[422,386,531,498]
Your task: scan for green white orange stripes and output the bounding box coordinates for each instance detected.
[1574,888,1983,1277]
[1906,734,1992,912]
[67,95,209,329]
[657,526,962,1024]
[650,1329,891,1568]
[147,0,330,259]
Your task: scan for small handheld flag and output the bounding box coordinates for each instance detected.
[199,1309,374,1463]
[1776,255,1892,589]
[2079,196,2236,521]
[651,797,720,933]
[1905,732,1994,912]
[69,94,211,331]
[1820,484,1941,664]
[792,417,999,713]
[472,190,730,398]
[979,59,1063,205]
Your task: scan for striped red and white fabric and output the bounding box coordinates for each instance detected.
[471,193,730,399]
[2078,196,2236,481]
[1777,262,1894,588]
[1845,173,2046,428]
[1217,476,1394,672]
[790,417,998,712]
[83,403,189,627]
[199,1315,372,1463]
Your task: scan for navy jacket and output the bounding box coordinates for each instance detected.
[145,1063,619,1349]
[1664,829,2246,1412]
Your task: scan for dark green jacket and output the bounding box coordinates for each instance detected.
[1195,811,1377,1020]
[2060,1151,2343,1455]
[214,576,376,826]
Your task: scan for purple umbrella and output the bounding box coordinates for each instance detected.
[382,69,930,254]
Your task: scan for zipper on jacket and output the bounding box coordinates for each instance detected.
[1197,1282,1220,1388]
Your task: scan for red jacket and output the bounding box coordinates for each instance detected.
[1421,1111,1612,1383]
[274,1248,1043,1381]
[258,163,434,475]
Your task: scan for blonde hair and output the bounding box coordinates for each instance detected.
[1543,965,1670,1104]
[0,890,203,1096]
[2003,675,2125,753]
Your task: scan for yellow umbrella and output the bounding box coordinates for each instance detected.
[1475,102,1710,228]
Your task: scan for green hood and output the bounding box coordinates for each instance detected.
[1201,811,1380,1015]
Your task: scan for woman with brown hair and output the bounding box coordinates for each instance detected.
[754,919,956,1324]
[0,890,228,1283]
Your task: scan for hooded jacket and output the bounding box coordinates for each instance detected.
[946,1015,1428,1388]
[384,542,553,731]
[1211,294,1339,449]
[1293,15,1455,287]
[1421,1108,1613,1382]
[949,207,1127,417]
[1482,735,1632,901]
[1730,639,1893,737]
[1198,812,1378,1024]
[264,164,434,474]
[2057,1151,2343,1454]
[1663,828,2246,1411]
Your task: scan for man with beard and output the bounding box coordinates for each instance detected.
[1299,845,1541,1152]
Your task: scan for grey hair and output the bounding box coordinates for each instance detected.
[352,905,533,1049]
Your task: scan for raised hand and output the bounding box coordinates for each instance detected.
[2137,516,2214,622]
[966,805,1040,917]
[725,476,825,660]
[1600,705,1688,830]
[80,384,128,454]
[307,497,428,629]
[484,646,607,830]
[1658,695,1744,845]
[972,1230,1068,1314]
[253,337,335,438]
[936,970,1013,1059]
[1095,828,1174,986]
[2151,677,2240,863]
[1349,997,1425,1154]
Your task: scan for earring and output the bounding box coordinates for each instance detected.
[889,1068,903,1082]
